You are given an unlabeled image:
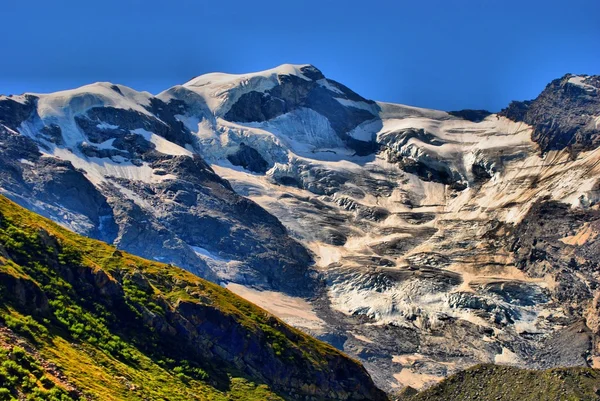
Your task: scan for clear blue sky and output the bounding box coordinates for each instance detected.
[2,0,599,111]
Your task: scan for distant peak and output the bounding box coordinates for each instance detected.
[183,63,324,88]
[258,63,324,80]
[564,74,599,91]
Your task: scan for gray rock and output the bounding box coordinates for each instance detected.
[500,74,600,153]
[226,142,269,173]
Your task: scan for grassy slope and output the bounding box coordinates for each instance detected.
[0,195,370,401]
[399,364,600,401]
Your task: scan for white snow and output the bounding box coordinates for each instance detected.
[568,75,596,91]
[91,138,116,150]
[245,108,345,152]
[316,78,345,94]
[130,128,192,156]
[33,82,153,120]
[335,97,378,113]
[347,119,380,142]
[96,122,120,130]
[191,245,227,262]
[175,64,314,116]
[18,158,35,166]
[42,147,173,185]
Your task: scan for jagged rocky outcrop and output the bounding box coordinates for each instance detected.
[227,142,269,173]
[508,200,600,305]
[500,74,600,153]
[447,109,492,122]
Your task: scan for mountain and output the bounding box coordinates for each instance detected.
[0,64,599,392]
[0,80,313,296]
[0,195,385,400]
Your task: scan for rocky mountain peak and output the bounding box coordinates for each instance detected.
[562,73,600,92]
[499,73,600,152]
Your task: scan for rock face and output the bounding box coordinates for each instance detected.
[227,142,269,173]
[1,65,600,393]
[500,74,600,153]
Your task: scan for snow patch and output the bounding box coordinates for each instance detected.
[191,246,227,262]
[568,76,597,92]
[494,348,522,365]
[96,122,120,130]
[130,128,192,156]
[91,138,116,150]
[335,97,377,113]
[43,147,173,185]
[317,79,344,95]
[18,158,35,166]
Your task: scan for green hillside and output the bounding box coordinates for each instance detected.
[397,364,600,401]
[0,195,386,401]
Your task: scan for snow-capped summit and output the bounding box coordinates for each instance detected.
[183,63,321,88]
[160,64,324,116]
[21,82,155,147]
[160,63,381,164]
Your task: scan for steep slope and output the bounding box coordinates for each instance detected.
[396,365,600,401]
[0,84,313,296]
[0,195,386,400]
[1,65,599,393]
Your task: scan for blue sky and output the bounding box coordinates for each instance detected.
[2,0,599,111]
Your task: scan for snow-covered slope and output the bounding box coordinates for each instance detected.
[0,64,599,393]
[177,64,314,115]
[0,79,314,296]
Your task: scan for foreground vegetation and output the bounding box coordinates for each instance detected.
[397,364,600,401]
[0,195,382,400]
